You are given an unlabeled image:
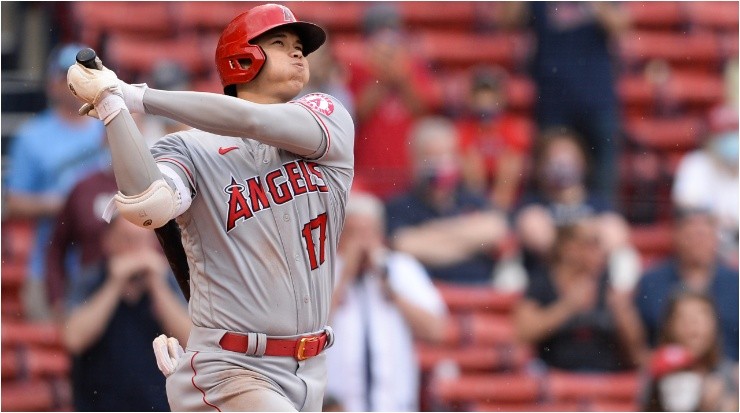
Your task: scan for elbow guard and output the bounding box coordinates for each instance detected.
[114,179,180,229]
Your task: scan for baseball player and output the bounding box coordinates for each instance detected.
[66,4,354,411]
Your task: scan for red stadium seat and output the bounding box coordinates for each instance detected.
[1,322,63,348]
[435,282,522,314]
[618,31,721,69]
[443,313,517,346]
[666,72,725,107]
[418,31,532,70]
[624,115,705,151]
[72,2,172,48]
[0,378,71,412]
[283,1,365,33]
[685,1,739,32]
[416,343,532,372]
[173,2,255,32]
[547,371,640,403]
[624,2,684,29]
[590,400,640,412]
[1,346,70,379]
[630,222,674,258]
[473,401,581,412]
[1,261,25,291]
[434,373,541,404]
[106,34,207,79]
[2,295,24,319]
[399,2,475,29]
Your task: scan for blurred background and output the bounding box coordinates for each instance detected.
[1,1,737,412]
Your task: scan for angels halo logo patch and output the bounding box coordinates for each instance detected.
[301,94,334,116]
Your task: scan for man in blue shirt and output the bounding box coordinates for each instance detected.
[635,209,739,361]
[385,117,509,284]
[5,43,108,319]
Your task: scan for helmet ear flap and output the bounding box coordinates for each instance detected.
[216,44,266,90]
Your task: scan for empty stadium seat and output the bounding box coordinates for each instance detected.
[618,31,722,70]
[106,34,207,79]
[72,2,173,48]
[417,343,532,372]
[173,2,254,32]
[399,2,475,29]
[418,31,532,71]
[547,371,640,403]
[434,373,541,404]
[1,322,63,348]
[284,2,365,33]
[435,282,522,314]
[0,378,71,411]
[1,346,70,380]
[624,115,705,151]
[473,401,581,412]
[630,222,674,258]
[443,313,517,346]
[624,2,684,29]
[685,1,739,32]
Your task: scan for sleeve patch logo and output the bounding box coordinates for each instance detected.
[301,94,334,116]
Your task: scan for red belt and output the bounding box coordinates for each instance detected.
[219,331,328,361]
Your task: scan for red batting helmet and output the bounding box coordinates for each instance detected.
[215,3,326,93]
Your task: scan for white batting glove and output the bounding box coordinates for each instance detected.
[152,334,185,378]
[67,60,126,125]
[81,81,146,119]
[119,81,147,114]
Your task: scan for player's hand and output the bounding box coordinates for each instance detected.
[153,334,184,378]
[67,60,126,124]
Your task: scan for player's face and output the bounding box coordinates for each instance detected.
[251,29,310,101]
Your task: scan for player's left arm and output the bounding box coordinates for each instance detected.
[137,87,353,168]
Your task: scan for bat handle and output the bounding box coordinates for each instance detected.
[75,48,100,70]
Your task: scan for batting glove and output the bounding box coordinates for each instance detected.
[67,59,126,125]
[152,334,185,378]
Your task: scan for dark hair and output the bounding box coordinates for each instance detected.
[658,290,723,369]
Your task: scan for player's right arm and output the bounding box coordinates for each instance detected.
[67,63,191,229]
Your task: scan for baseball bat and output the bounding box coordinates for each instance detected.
[75,48,100,115]
[76,47,99,69]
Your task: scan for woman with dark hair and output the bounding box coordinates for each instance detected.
[513,218,645,371]
[642,291,738,411]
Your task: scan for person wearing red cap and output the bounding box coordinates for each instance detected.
[66,3,354,411]
[641,291,738,411]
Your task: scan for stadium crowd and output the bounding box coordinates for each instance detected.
[1,1,737,411]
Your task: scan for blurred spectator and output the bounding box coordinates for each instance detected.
[641,292,738,411]
[514,218,645,372]
[672,108,739,267]
[45,167,117,317]
[515,127,639,291]
[634,209,739,361]
[327,191,447,411]
[5,43,108,320]
[63,217,190,411]
[386,117,508,284]
[297,42,355,118]
[456,66,534,211]
[502,2,630,202]
[349,3,441,199]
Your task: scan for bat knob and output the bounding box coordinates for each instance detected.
[76,48,98,69]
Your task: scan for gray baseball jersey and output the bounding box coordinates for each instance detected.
[150,93,353,336]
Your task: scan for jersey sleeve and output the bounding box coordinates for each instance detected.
[150,133,197,196]
[290,93,355,170]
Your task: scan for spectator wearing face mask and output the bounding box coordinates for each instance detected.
[515,127,639,290]
[456,66,534,212]
[641,292,738,412]
[672,106,739,268]
[385,117,509,285]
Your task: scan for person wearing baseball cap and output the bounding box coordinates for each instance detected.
[67,3,354,411]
